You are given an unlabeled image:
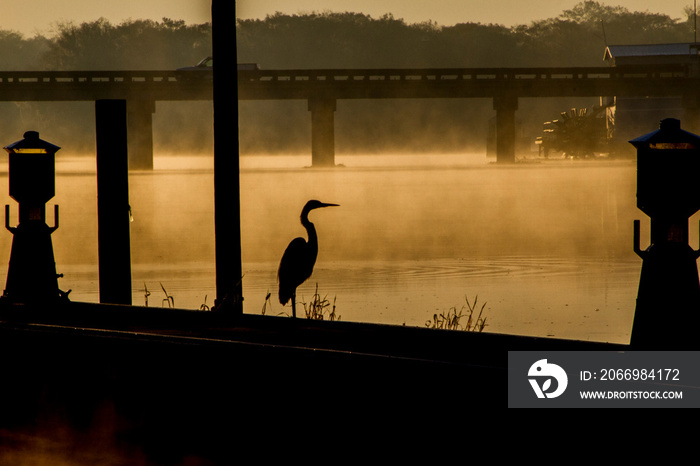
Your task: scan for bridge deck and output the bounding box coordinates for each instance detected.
[237,64,695,100]
[0,70,212,101]
[0,64,695,102]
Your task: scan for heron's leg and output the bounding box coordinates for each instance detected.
[291,292,296,318]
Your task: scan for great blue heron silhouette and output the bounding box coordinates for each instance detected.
[278,200,339,317]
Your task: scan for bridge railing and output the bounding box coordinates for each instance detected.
[238,64,690,83]
[0,70,185,83]
[0,70,212,101]
[0,64,688,85]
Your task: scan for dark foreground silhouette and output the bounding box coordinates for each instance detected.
[278,200,338,317]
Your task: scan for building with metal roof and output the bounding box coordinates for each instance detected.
[603,43,700,155]
[604,43,700,65]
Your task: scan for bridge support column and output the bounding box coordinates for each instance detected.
[308,97,336,167]
[95,99,132,305]
[127,99,155,170]
[493,96,518,164]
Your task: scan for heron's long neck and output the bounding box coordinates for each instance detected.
[301,214,318,248]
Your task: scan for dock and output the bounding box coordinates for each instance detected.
[0,299,625,463]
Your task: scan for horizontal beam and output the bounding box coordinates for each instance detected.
[0,71,211,101]
[238,64,697,100]
[239,64,688,81]
[1,64,698,102]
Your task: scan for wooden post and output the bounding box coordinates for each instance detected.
[212,0,243,314]
[95,99,132,305]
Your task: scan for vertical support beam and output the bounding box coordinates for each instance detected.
[308,97,336,167]
[95,99,132,305]
[127,99,155,170]
[493,95,518,164]
[212,0,243,314]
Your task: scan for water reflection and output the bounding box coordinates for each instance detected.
[0,153,646,343]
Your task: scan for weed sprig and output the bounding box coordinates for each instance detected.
[426,295,487,332]
[300,284,340,321]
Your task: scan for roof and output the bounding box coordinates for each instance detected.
[604,43,700,61]
[629,118,700,148]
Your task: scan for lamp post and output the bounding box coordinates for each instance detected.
[3,131,67,304]
[630,118,700,348]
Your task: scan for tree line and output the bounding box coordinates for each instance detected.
[0,2,696,155]
[0,18,212,153]
[236,2,698,154]
[236,2,696,69]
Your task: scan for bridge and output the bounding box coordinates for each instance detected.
[237,64,700,164]
[1,64,699,167]
[1,0,696,447]
[0,70,211,170]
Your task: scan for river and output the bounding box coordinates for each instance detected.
[0,152,656,344]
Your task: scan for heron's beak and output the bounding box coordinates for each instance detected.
[320,203,339,208]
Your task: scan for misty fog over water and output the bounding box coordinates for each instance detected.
[0,152,648,343]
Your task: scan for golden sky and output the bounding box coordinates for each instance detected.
[2,0,695,36]
[2,0,211,36]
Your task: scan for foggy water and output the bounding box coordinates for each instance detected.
[0,152,652,343]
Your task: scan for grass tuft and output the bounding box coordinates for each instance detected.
[199,295,210,311]
[160,283,175,308]
[301,284,340,321]
[142,282,151,307]
[261,291,272,315]
[426,295,487,332]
